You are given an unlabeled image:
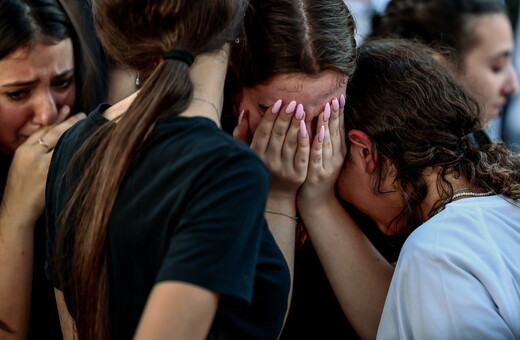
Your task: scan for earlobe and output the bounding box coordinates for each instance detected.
[347,129,377,174]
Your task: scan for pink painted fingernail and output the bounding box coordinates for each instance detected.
[238,110,244,125]
[332,98,340,112]
[340,94,346,108]
[295,104,304,120]
[324,103,331,122]
[285,100,297,114]
[300,120,307,138]
[319,125,325,142]
[272,99,282,114]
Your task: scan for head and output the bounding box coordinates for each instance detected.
[226,0,356,135]
[338,39,520,235]
[58,0,246,338]
[0,0,75,155]
[372,0,518,124]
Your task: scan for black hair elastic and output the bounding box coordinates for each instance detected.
[162,48,194,67]
[464,130,492,148]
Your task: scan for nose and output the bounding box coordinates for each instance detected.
[503,68,519,97]
[32,89,59,126]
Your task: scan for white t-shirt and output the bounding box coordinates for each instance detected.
[377,195,520,340]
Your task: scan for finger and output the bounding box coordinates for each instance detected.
[339,94,347,156]
[309,118,325,171]
[329,97,342,158]
[294,116,310,176]
[233,110,252,145]
[250,99,282,154]
[24,105,73,144]
[41,112,86,150]
[266,100,298,157]
[282,104,305,165]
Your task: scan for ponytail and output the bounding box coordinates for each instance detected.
[56,58,193,339]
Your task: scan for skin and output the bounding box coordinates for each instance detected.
[458,14,518,124]
[0,38,84,339]
[238,70,348,136]
[0,39,76,155]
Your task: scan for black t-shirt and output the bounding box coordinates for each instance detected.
[0,154,62,340]
[46,105,290,339]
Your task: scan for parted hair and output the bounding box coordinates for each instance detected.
[223,0,357,127]
[371,0,507,69]
[345,39,520,233]
[0,0,105,114]
[55,0,246,339]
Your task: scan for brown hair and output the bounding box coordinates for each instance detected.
[223,0,357,128]
[371,0,507,69]
[55,0,246,338]
[345,38,520,234]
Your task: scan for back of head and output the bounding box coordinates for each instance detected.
[346,38,520,231]
[93,0,244,80]
[372,0,506,68]
[229,0,357,87]
[59,1,247,339]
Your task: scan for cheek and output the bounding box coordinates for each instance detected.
[247,109,262,134]
[0,104,34,151]
[54,85,77,112]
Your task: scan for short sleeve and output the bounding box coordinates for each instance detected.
[377,236,516,340]
[155,153,270,304]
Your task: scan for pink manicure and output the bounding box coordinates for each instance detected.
[324,103,331,122]
[272,99,282,114]
[285,100,297,114]
[319,125,325,142]
[300,120,307,138]
[332,98,340,112]
[339,94,346,108]
[238,110,244,125]
[295,104,304,120]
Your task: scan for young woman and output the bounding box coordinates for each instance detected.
[225,1,379,338]
[371,0,518,125]
[0,0,104,337]
[300,38,520,339]
[46,0,291,339]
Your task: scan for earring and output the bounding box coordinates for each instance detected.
[235,37,240,44]
[135,73,140,87]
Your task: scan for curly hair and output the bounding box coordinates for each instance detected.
[345,39,520,234]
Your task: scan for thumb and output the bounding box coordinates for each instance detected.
[233,110,252,145]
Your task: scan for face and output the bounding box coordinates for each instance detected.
[0,39,76,155]
[237,70,347,135]
[336,144,404,235]
[459,14,518,124]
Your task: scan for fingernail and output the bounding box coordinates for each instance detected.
[340,94,346,108]
[272,99,282,114]
[295,104,304,120]
[319,125,325,142]
[238,110,244,125]
[77,113,87,119]
[285,100,297,114]
[332,98,340,112]
[299,120,307,138]
[324,103,331,122]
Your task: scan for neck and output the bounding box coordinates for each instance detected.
[103,45,229,126]
[419,167,478,219]
[180,45,229,127]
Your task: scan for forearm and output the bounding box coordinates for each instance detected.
[300,198,393,340]
[264,195,296,325]
[0,202,37,339]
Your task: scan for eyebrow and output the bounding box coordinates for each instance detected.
[490,50,511,61]
[1,69,74,88]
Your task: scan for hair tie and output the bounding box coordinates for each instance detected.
[162,48,194,67]
[463,130,492,148]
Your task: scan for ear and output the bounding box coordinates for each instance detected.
[347,129,377,174]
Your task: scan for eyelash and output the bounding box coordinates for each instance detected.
[3,77,74,102]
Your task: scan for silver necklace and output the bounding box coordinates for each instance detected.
[451,190,493,200]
